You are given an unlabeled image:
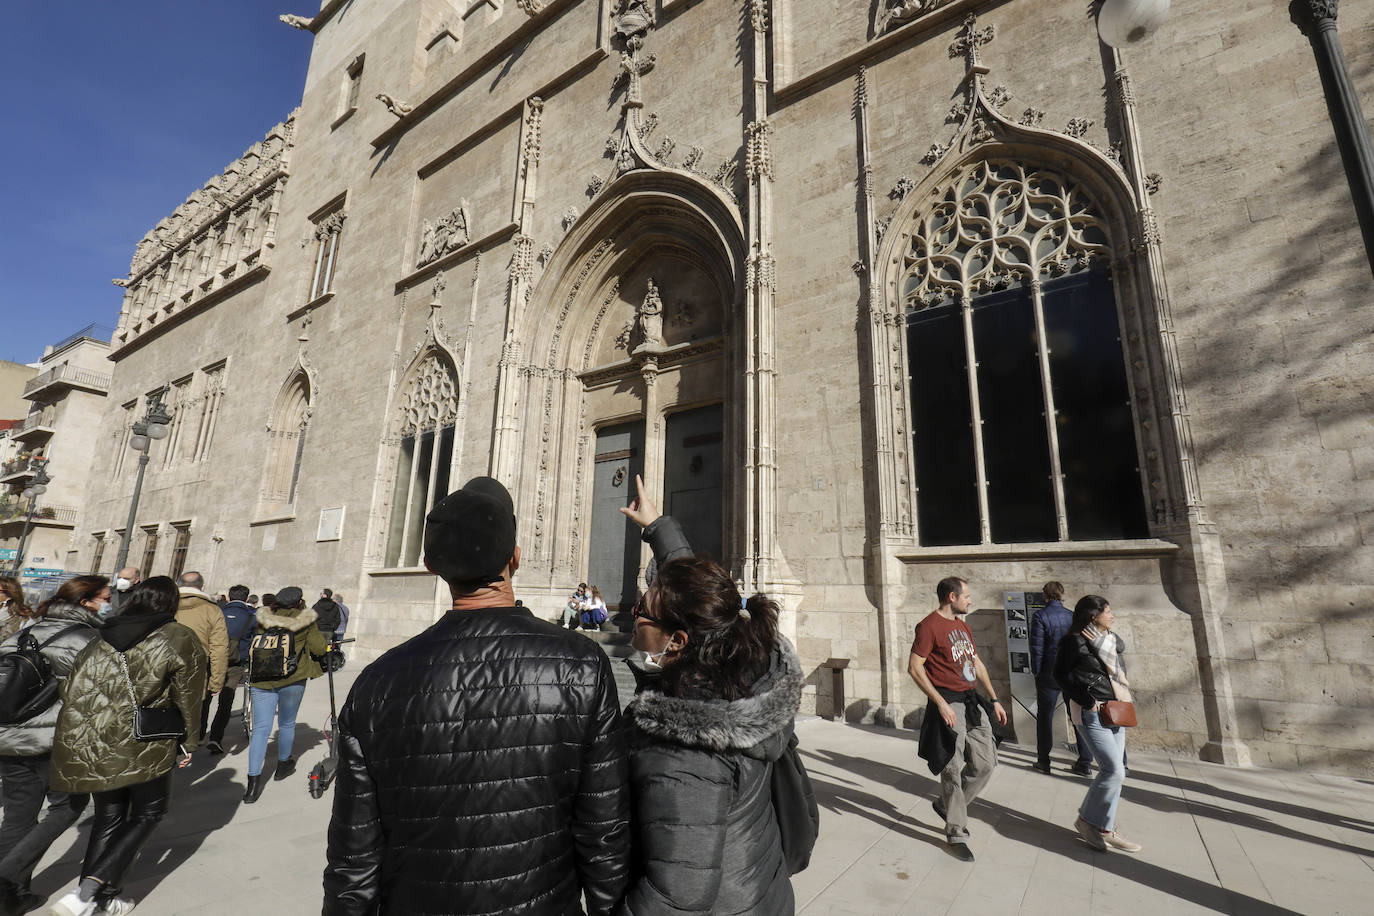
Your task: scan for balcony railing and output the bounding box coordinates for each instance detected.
[0,455,46,484]
[0,501,78,526]
[23,363,112,398]
[12,407,57,441]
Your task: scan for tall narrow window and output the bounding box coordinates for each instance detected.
[262,371,312,506]
[899,160,1147,545]
[162,376,193,470]
[345,54,364,112]
[384,353,458,567]
[140,526,160,574]
[112,401,136,478]
[310,210,345,301]
[168,524,191,580]
[189,362,226,462]
[90,534,107,575]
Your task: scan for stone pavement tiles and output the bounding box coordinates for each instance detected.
[19,666,1374,915]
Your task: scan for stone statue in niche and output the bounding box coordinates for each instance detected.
[636,278,664,350]
[614,0,655,49]
[417,199,472,267]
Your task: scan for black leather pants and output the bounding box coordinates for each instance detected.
[82,770,172,893]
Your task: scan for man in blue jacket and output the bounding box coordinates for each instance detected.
[1029,581,1093,775]
[203,584,257,754]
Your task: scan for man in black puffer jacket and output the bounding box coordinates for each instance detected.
[324,477,630,915]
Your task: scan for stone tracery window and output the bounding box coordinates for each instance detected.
[900,160,1147,545]
[384,352,458,567]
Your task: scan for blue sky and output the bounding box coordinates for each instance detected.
[0,2,311,364]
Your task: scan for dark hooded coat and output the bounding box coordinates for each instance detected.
[618,639,803,916]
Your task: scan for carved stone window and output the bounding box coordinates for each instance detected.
[900,160,1147,545]
[385,352,458,567]
[262,371,311,505]
[168,523,192,581]
[309,210,345,301]
[345,54,365,113]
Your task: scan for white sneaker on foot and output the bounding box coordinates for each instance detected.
[49,889,96,916]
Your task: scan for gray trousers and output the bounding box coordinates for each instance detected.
[938,701,998,842]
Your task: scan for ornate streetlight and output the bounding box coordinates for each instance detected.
[112,391,174,577]
[8,463,51,577]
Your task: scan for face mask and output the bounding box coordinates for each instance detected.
[643,644,676,669]
[115,577,132,592]
[97,601,113,619]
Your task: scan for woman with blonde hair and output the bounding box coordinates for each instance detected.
[0,576,34,643]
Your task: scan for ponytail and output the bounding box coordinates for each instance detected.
[653,558,780,701]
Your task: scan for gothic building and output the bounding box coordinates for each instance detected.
[75,0,1373,774]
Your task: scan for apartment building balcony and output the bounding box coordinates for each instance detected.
[0,456,47,486]
[0,501,77,530]
[10,407,57,444]
[22,363,112,400]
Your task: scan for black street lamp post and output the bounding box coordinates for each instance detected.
[112,391,175,578]
[8,463,52,577]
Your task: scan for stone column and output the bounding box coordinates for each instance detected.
[1290,0,1374,279]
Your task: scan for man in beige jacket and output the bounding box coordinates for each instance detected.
[176,571,230,709]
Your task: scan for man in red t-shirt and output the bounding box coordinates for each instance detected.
[908,576,1007,861]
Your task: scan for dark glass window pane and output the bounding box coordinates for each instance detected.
[1043,270,1148,539]
[973,287,1057,543]
[434,425,455,506]
[907,304,980,546]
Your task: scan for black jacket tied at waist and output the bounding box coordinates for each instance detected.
[916,689,1005,776]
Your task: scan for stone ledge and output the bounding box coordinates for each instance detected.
[896,537,1181,562]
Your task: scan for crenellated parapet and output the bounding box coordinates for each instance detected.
[111,111,299,352]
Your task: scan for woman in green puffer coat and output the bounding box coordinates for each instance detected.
[242,586,328,804]
[49,576,206,916]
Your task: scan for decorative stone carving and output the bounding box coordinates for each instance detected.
[637,112,660,138]
[1064,117,1093,139]
[538,243,555,265]
[896,160,1111,309]
[750,0,769,33]
[682,146,705,171]
[613,0,655,48]
[515,0,547,15]
[561,206,580,230]
[587,174,604,196]
[890,177,915,200]
[314,210,347,241]
[1145,172,1163,195]
[746,119,774,182]
[112,277,130,287]
[636,278,665,350]
[417,200,471,267]
[376,93,413,117]
[921,142,950,165]
[279,14,312,29]
[397,353,459,436]
[875,1,951,36]
[653,137,676,161]
[1018,107,1045,126]
[671,299,696,327]
[522,97,544,171]
[987,86,1012,109]
[948,14,995,67]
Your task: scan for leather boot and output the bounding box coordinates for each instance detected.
[273,757,297,781]
[243,774,265,804]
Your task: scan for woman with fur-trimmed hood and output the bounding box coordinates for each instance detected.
[616,477,802,915]
[242,586,328,804]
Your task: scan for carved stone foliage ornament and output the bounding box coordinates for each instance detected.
[398,353,459,436]
[874,0,952,36]
[896,160,1111,309]
[515,0,547,15]
[417,200,472,267]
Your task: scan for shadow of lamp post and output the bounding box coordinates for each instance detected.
[112,391,175,585]
[9,463,52,576]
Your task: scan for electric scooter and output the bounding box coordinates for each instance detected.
[308,637,354,799]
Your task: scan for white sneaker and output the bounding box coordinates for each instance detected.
[49,889,96,916]
[1074,816,1107,851]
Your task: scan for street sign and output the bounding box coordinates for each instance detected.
[22,567,64,578]
[0,548,17,561]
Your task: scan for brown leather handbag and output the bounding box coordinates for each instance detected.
[1098,700,1137,728]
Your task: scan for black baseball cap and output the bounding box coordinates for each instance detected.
[425,476,517,587]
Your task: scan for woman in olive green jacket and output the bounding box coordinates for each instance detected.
[49,576,206,916]
[243,585,328,803]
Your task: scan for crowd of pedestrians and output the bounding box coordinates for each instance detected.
[0,570,349,915]
[0,468,1146,914]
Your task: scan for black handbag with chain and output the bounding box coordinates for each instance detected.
[117,651,185,742]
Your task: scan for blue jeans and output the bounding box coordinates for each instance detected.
[1076,708,1127,831]
[248,682,307,777]
[1035,681,1092,766]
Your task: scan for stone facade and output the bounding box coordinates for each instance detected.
[71,0,1374,775]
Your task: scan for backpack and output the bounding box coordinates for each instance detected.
[0,624,88,724]
[771,730,820,875]
[248,625,303,682]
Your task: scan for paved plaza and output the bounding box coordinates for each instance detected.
[21,665,1374,915]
